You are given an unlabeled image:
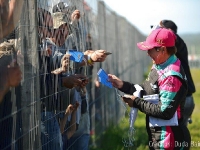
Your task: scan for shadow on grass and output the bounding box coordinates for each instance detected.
[90,125,149,150]
[90,111,149,150]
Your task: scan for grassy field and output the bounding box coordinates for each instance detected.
[90,68,200,150]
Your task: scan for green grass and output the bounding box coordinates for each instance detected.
[188,69,200,149]
[90,68,200,150]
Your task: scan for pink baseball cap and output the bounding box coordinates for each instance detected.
[137,28,176,51]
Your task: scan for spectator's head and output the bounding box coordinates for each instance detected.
[52,12,69,45]
[150,20,178,34]
[137,28,177,64]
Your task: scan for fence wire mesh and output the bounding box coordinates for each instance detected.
[0,0,150,149]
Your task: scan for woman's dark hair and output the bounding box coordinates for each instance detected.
[161,20,178,34]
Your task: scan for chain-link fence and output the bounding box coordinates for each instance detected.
[0,0,150,149]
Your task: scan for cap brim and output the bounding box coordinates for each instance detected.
[137,42,154,51]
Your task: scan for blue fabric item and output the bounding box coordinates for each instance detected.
[97,68,113,88]
[41,112,63,150]
[68,134,90,150]
[62,134,69,150]
[68,50,84,62]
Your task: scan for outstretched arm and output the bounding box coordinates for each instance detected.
[77,50,107,67]
[60,104,73,134]
[66,103,79,139]
[60,102,79,139]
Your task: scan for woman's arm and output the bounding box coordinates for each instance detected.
[132,76,186,119]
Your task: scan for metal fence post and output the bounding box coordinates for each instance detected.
[19,0,40,149]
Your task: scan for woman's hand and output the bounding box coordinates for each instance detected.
[122,94,137,107]
[108,74,123,89]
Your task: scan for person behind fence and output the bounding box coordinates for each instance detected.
[39,11,88,150]
[0,39,22,149]
[108,28,190,150]
[52,2,108,150]
[40,52,87,150]
[0,39,21,103]
[39,8,108,150]
[0,0,24,40]
[60,101,80,149]
[151,20,196,127]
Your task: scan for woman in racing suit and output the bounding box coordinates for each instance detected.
[108,28,190,150]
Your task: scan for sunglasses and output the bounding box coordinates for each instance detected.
[150,20,168,29]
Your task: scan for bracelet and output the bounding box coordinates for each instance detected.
[87,55,93,65]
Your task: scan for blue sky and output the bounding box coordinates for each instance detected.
[103,0,200,35]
